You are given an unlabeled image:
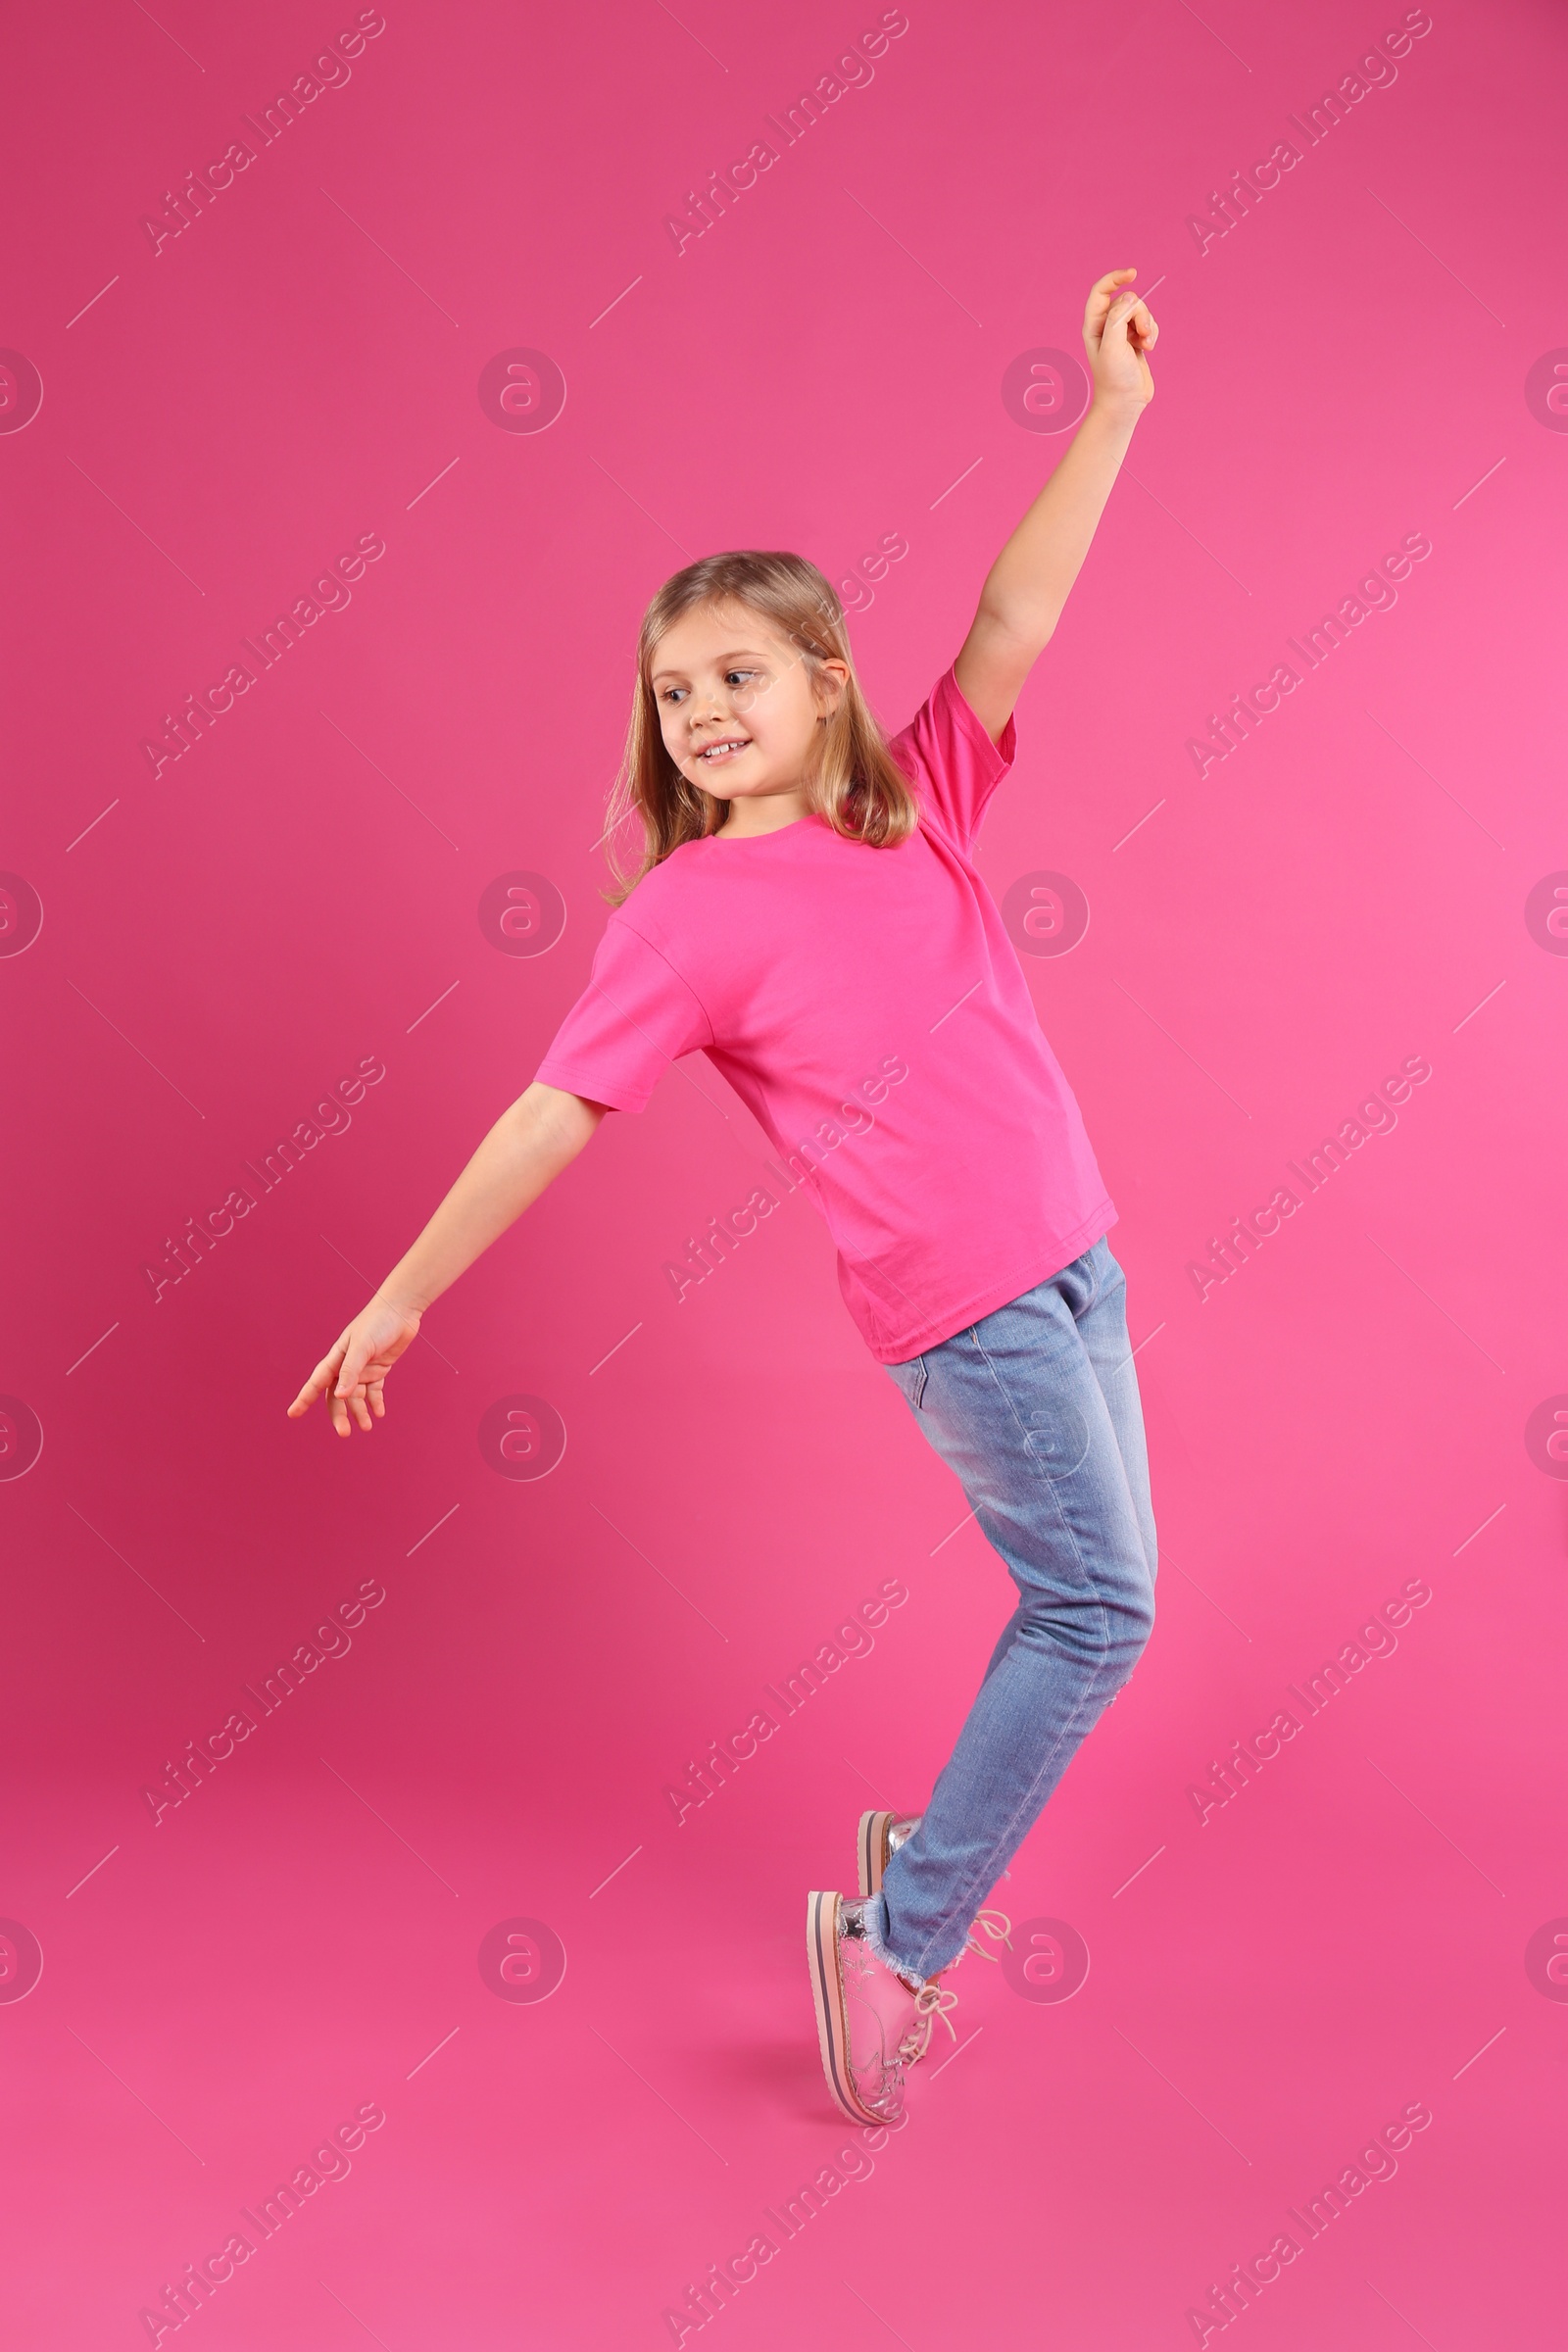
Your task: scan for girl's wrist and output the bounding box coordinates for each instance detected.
[1084,392,1144,440]
[373,1280,426,1322]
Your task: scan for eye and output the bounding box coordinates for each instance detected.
[725,668,760,687]
[660,686,687,705]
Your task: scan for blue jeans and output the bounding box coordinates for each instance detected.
[873,1236,1157,1981]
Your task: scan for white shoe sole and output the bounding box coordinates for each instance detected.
[807,1889,888,2127]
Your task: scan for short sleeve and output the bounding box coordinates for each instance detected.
[533,913,713,1112]
[888,663,1018,851]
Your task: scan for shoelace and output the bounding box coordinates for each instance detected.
[961,1905,1013,1961]
[893,1911,1012,2066]
[897,1979,960,2066]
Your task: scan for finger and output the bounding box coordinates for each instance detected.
[334,1333,373,1399]
[288,1346,345,1416]
[1096,295,1140,353]
[368,1378,387,1420]
[350,1389,373,1433]
[1084,269,1137,329]
[330,1391,352,1437]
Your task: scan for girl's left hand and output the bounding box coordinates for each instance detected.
[1083,269,1157,416]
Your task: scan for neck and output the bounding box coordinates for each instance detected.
[714,796,809,840]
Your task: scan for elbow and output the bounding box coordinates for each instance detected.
[521,1082,609,1159]
[977,596,1057,660]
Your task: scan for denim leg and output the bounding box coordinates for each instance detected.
[978,1240,1158,1686]
[877,1238,1157,1980]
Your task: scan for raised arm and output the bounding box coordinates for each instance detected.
[287,1081,608,1436]
[954,269,1158,744]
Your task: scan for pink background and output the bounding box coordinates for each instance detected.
[4,0,1567,2343]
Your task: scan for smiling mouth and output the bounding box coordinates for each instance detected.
[695,738,751,764]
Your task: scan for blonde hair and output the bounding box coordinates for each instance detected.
[600,550,920,906]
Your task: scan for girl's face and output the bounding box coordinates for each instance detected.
[649,599,848,823]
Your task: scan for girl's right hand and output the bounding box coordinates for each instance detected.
[1082,268,1157,418]
[287,1297,422,1436]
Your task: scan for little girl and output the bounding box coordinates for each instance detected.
[291,269,1160,2129]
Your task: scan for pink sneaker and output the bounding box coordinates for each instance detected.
[807,1890,959,2125]
[857,1808,921,1897]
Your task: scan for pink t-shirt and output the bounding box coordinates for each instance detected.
[534,665,1115,1363]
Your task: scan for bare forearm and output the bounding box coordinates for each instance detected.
[376,1082,606,1314]
[954,272,1156,741]
[977,399,1141,644]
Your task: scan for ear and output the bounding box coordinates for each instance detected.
[814,658,851,718]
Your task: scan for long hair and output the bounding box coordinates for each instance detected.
[600,550,920,906]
